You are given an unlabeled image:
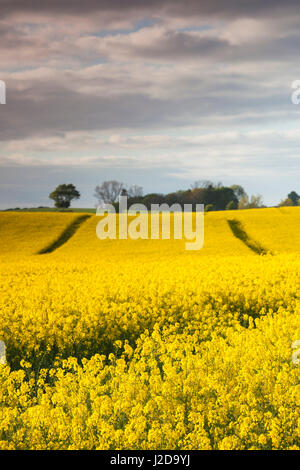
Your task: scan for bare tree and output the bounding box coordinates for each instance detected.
[94,180,124,205]
[248,194,264,208]
[127,185,143,198]
[190,180,213,190]
[238,194,264,209]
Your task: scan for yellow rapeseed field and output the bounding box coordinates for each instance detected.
[231,206,300,254]
[0,209,299,450]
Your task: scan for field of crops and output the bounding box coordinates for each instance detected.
[0,208,299,450]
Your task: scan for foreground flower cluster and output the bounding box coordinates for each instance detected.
[0,210,299,449]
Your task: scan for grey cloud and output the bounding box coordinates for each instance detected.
[105,30,229,60]
[0,73,295,142]
[1,1,300,21]
[1,1,300,208]
[90,26,300,64]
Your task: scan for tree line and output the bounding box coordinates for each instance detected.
[278,191,300,207]
[6,182,299,212]
[48,181,266,211]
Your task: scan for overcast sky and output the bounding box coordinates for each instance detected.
[1,0,300,208]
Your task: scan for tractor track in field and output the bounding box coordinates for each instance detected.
[227,218,272,256]
[37,214,91,254]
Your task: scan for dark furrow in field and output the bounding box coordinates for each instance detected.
[227,218,271,255]
[37,214,91,254]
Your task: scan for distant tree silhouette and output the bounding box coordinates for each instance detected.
[94,180,124,205]
[49,184,80,208]
[278,197,294,207]
[288,191,300,206]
